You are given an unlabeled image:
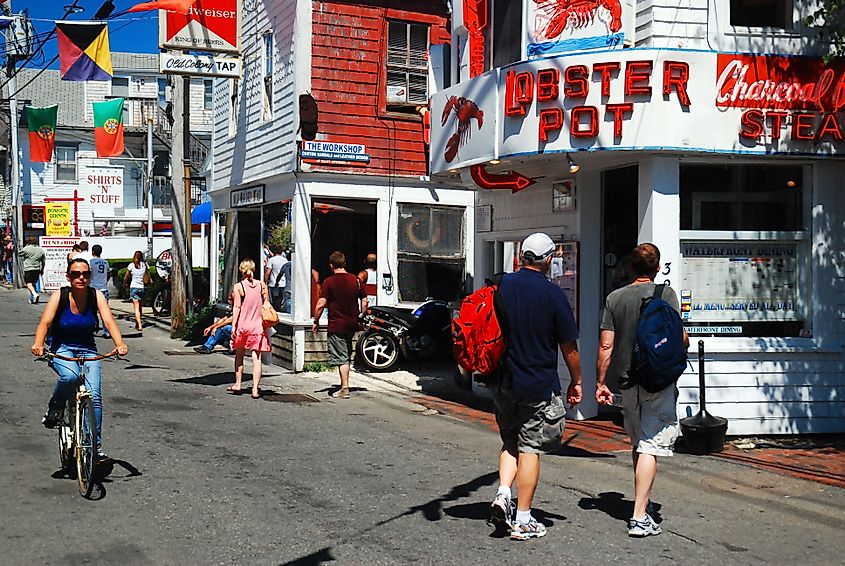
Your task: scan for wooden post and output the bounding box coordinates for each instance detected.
[170,74,187,336]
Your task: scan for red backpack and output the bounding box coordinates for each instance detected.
[452,283,507,376]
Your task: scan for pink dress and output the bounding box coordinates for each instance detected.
[232,279,271,352]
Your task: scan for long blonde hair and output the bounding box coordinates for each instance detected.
[239,258,255,280]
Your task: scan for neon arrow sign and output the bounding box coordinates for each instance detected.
[470,164,535,194]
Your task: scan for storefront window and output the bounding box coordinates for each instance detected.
[397,204,465,302]
[679,163,810,338]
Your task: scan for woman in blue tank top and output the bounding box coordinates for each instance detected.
[31,258,129,459]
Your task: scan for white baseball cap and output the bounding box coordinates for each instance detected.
[521,233,555,261]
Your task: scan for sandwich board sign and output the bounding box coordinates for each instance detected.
[159,0,241,54]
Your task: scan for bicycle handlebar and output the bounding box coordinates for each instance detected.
[34,349,121,363]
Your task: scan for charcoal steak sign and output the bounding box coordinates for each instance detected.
[159,0,241,54]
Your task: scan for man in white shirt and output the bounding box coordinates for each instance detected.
[263,244,288,311]
[73,240,94,262]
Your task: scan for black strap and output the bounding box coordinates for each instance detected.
[640,283,665,314]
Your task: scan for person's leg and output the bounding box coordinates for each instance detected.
[233,348,245,390]
[83,355,103,446]
[514,453,540,511]
[251,349,263,396]
[338,364,349,390]
[633,450,656,519]
[4,260,11,282]
[498,445,518,489]
[48,352,80,412]
[218,326,232,349]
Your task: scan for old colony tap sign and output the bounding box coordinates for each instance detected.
[429,48,845,172]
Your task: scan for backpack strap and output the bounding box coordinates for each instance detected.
[491,274,512,391]
[640,284,665,314]
[50,287,71,337]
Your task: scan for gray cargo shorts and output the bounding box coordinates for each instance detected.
[493,388,566,454]
[327,332,354,367]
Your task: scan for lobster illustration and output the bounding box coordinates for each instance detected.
[535,0,623,38]
[441,96,484,163]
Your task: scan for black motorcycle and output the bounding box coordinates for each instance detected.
[151,271,210,315]
[355,300,453,371]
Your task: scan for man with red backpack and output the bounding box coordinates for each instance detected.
[487,232,582,541]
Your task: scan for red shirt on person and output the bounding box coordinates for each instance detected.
[320,272,366,334]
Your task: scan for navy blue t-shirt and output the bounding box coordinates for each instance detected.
[497,268,579,399]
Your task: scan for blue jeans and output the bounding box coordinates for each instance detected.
[48,344,103,446]
[204,325,232,349]
[4,259,11,282]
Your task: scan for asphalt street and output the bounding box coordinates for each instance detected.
[1,286,844,565]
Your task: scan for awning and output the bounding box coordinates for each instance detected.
[191,202,212,224]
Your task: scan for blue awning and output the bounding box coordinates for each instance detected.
[191,202,212,224]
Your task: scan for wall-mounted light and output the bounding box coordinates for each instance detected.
[786,180,797,188]
[567,154,580,174]
[448,168,459,174]
[488,159,501,165]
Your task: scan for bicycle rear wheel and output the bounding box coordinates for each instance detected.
[75,396,97,498]
[58,400,75,474]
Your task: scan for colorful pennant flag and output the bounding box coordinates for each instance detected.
[93,98,125,158]
[56,22,113,81]
[25,105,58,163]
[127,0,195,14]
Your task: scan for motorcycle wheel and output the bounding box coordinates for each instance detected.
[152,290,168,315]
[355,330,400,372]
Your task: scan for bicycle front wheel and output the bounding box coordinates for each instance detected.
[75,396,97,498]
[58,400,75,474]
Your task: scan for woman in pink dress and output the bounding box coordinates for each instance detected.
[229,258,271,398]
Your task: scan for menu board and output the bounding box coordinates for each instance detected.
[550,241,579,323]
[681,241,799,322]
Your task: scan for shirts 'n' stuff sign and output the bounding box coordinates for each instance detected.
[45,203,72,236]
[160,0,241,54]
[301,141,371,165]
[39,237,77,290]
[526,0,635,57]
[230,185,264,208]
[680,241,799,322]
[159,52,241,77]
[80,168,123,207]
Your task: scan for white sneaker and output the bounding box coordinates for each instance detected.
[488,493,515,528]
[628,513,662,537]
[510,517,547,540]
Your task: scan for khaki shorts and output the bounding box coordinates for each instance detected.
[493,389,566,455]
[327,332,354,367]
[622,384,680,457]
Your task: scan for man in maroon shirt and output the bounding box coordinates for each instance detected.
[312,251,368,399]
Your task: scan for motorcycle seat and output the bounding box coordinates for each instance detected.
[372,307,419,324]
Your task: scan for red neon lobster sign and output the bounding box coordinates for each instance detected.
[464,0,487,78]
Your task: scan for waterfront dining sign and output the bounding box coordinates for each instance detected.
[430,48,845,173]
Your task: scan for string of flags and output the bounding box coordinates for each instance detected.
[25,99,125,162]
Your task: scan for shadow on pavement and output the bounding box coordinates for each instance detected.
[169,372,233,386]
[578,491,663,524]
[443,501,567,538]
[314,385,369,398]
[282,547,335,565]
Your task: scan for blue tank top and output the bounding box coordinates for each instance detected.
[53,294,97,349]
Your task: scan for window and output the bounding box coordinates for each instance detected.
[262,33,274,118]
[397,204,465,302]
[203,79,213,110]
[229,78,240,136]
[55,142,78,182]
[386,21,429,111]
[679,163,809,337]
[157,77,168,107]
[111,76,130,97]
[730,0,792,28]
[492,0,522,67]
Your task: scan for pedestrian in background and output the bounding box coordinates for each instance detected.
[279,254,292,313]
[595,243,689,538]
[229,259,271,398]
[357,253,378,306]
[89,244,111,339]
[312,251,367,399]
[195,293,235,354]
[489,232,582,541]
[19,236,45,304]
[73,240,93,262]
[124,251,149,333]
[3,235,14,284]
[264,244,287,311]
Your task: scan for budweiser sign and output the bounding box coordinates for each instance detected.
[715,54,845,112]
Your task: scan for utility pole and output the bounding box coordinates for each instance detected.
[183,77,193,313]
[146,118,154,261]
[170,74,187,336]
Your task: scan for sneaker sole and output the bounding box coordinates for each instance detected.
[510,530,547,541]
[628,529,661,537]
[488,504,509,528]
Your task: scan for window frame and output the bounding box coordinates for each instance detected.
[261,32,274,120]
[228,78,240,137]
[728,0,795,30]
[385,20,430,114]
[54,142,79,183]
[203,78,213,110]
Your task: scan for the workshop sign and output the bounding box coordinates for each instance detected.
[159,0,241,54]
[301,141,371,165]
[80,168,123,207]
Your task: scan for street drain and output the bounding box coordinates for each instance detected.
[263,393,321,403]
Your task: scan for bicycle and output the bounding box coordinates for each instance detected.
[35,349,121,498]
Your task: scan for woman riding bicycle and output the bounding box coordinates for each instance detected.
[32,257,129,459]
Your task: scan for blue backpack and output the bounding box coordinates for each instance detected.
[630,285,688,393]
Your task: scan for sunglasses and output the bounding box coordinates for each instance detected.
[69,270,91,279]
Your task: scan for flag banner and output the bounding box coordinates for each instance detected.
[127,0,194,14]
[93,98,125,158]
[56,22,113,81]
[25,105,58,163]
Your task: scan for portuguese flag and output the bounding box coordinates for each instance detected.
[93,98,125,157]
[25,105,58,162]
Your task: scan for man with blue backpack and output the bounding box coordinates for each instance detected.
[595,243,689,538]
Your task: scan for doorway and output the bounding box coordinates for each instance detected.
[310,199,377,284]
[237,209,262,269]
[601,165,639,300]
